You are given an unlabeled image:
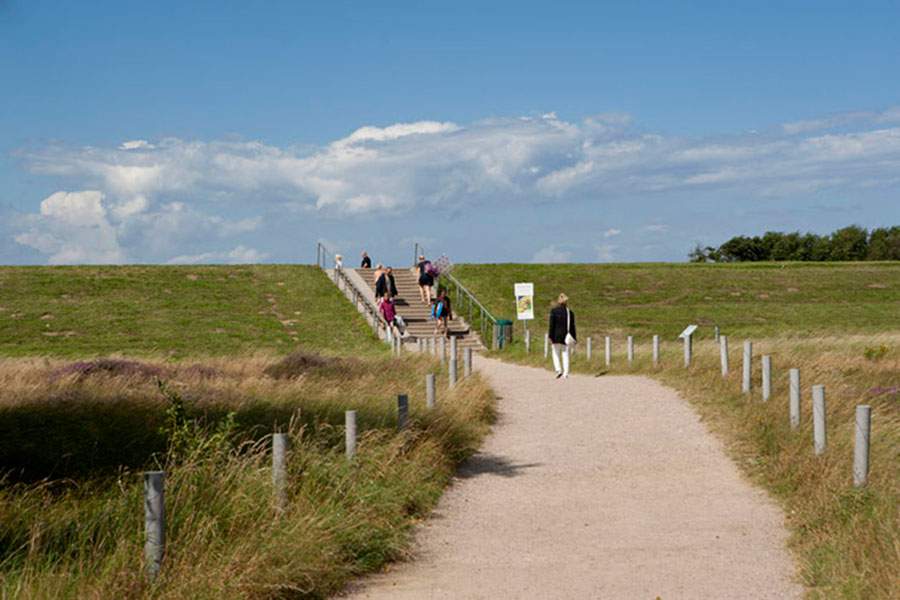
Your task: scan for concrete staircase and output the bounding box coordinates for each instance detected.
[353,268,484,350]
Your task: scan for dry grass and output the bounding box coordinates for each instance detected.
[0,353,496,598]
[493,333,899,599]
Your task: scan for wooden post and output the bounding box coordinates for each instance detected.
[492,324,499,350]
[144,471,165,581]
[345,410,357,459]
[812,385,826,455]
[272,433,288,510]
[429,336,436,356]
[683,335,692,368]
[525,329,531,353]
[761,355,772,401]
[652,335,659,366]
[450,335,458,363]
[742,341,752,394]
[449,359,458,387]
[397,394,409,430]
[719,335,729,377]
[714,325,720,341]
[543,333,549,358]
[853,405,871,487]
[439,337,446,364]
[426,374,436,408]
[604,336,611,367]
[417,338,423,352]
[789,368,800,429]
[627,336,634,365]
[464,347,472,377]
[586,336,592,361]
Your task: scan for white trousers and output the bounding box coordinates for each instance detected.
[551,343,570,375]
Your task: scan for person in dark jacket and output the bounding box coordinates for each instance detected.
[416,254,435,304]
[436,289,453,337]
[375,266,398,301]
[385,267,398,298]
[360,251,372,269]
[548,293,576,379]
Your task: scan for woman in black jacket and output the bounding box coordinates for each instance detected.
[548,293,576,379]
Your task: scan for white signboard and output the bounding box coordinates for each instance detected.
[514,282,534,321]
[679,324,699,339]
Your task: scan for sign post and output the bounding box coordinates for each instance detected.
[679,324,698,368]
[514,283,534,349]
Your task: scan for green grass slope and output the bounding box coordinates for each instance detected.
[454,262,900,338]
[0,265,384,358]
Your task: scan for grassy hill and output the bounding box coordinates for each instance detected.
[453,262,900,338]
[0,265,384,358]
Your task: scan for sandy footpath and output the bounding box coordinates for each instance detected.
[342,356,801,599]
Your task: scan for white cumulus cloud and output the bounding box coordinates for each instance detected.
[12,107,900,264]
[167,245,268,265]
[532,245,572,263]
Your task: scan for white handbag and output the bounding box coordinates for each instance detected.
[565,308,576,346]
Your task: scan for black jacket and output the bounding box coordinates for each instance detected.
[361,256,371,268]
[548,305,575,344]
[375,273,398,299]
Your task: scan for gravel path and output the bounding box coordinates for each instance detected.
[342,356,802,599]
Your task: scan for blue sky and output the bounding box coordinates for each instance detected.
[2,0,899,265]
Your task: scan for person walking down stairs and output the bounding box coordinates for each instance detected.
[548,293,577,379]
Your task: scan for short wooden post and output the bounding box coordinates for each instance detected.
[426,374,436,408]
[789,368,800,429]
[449,359,458,387]
[417,338,423,352]
[429,336,436,356]
[604,336,611,367]
[144,471,165,581]
[397,394,409,430]
[812,385,826,455]
[742,341,752,394]
[853,405,871,487]
[627,336,634,365]
[586,336,592,361]
[439,337,446,364]
[714,325,720,341]
[720,335,729,376]
[683,335,692,368]
[450,336,458,362]
[525,329,531,353]
[652,335,659,366]
[345,410,357,458]
[272,433,288,510]
[761,355,772,401]
[464,347,472,377]
[492,324,499,350]
[543,333,549,358]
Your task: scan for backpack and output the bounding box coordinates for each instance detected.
[431,301,443,319]
[424,261,438,277]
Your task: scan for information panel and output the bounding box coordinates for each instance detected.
[514,282,534,320]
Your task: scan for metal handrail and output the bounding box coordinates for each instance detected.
[317,241,391,341]
[413,242,498,345]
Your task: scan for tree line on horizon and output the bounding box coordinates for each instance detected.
[689,225,900,263]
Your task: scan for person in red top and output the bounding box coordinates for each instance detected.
[379,294,399,339]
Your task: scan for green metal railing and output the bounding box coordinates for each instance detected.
[413,242,500,347]
[317,241,391,343]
